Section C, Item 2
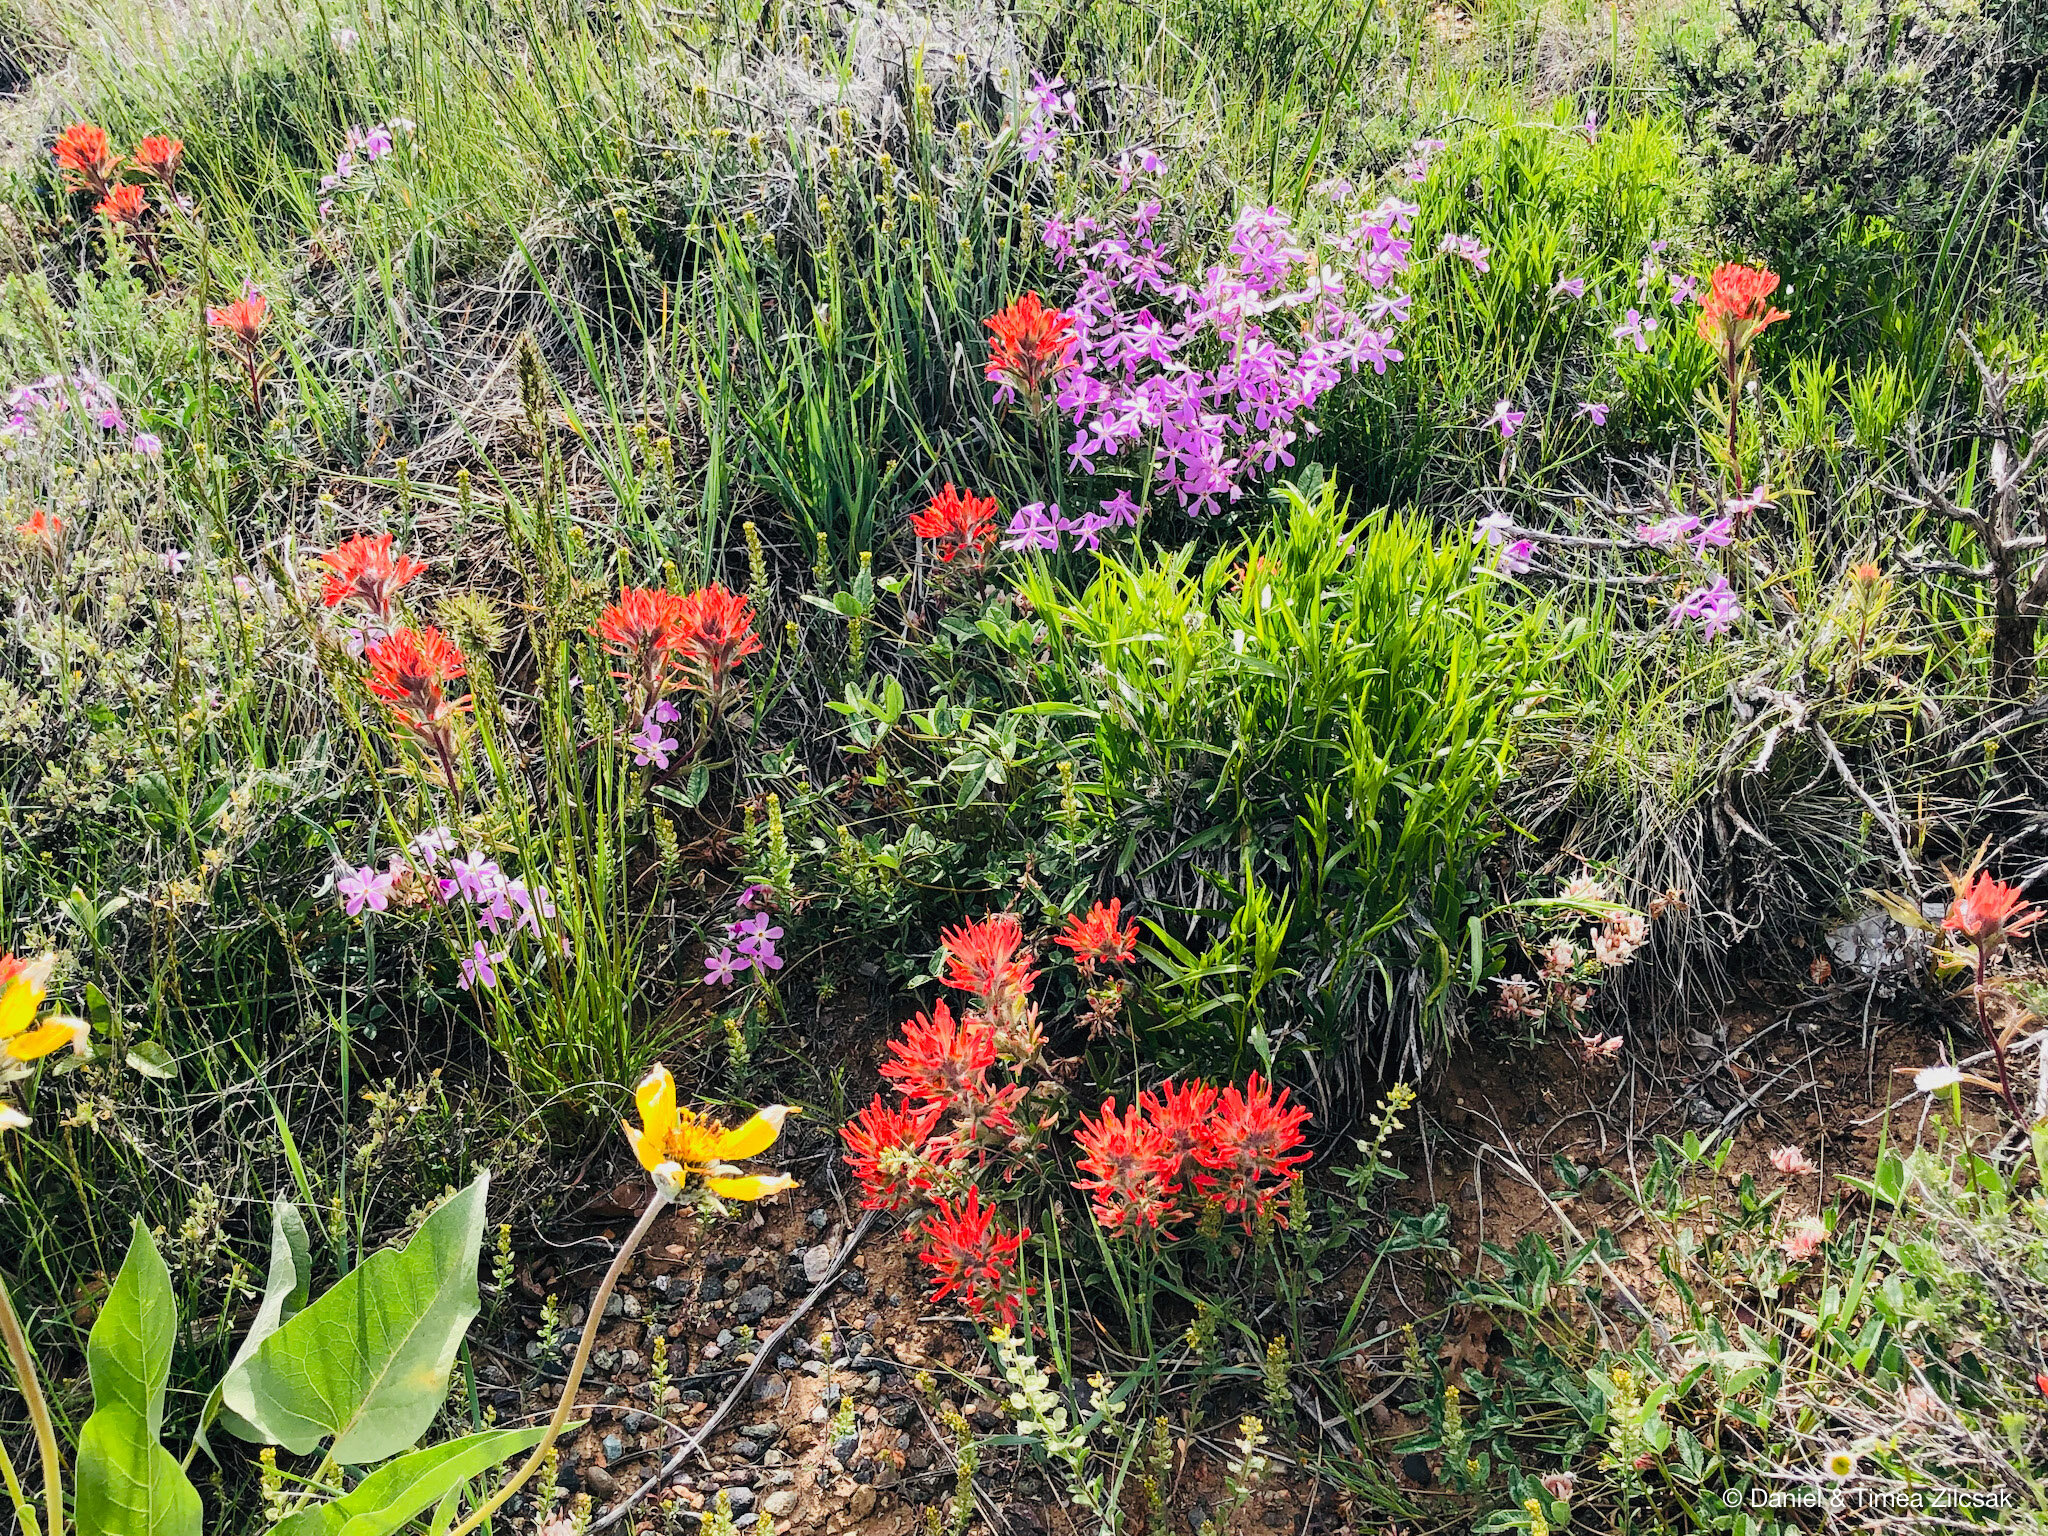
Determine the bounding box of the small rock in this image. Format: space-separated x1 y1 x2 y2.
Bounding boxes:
833 1434 861 1463
732 1438 765 1463
699 1275 727 1301
620 1350 641 1371
808 1208 829 1230
725 1487 757 1513
592 1349 620 1376
718 1330 736 1347
751 1374 787 1403
777 1352 799 1371
584 1463 618 1497
763 1450 785 1468
736 1284 776 1321
602 1434 624 1463
811 1405 829 1423
803 1244 835 1285
762 1491 799 1518
744 1421 784 1442
603 1294 625 1319
908 1448 932 1471
848 1486 877 1520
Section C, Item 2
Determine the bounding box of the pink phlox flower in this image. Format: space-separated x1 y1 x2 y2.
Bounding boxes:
1670 576 1743 639
458 940 506 991
161 547 190 574
1551 275 1586 300
337 864 395 917
1498 539 1535 575
1613 308 1658 352
1636 513 1698 545
408 826 457 868
703 946 750 985
1577 401 1609 425
1002 502 1063 552
1485 399 1525 438
1690 515 1734 551
735 881 775 911
630 715 678 770
1474 510 1516 548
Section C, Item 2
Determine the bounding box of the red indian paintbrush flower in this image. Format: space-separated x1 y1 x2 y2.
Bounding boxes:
841 1094 945 1212
1696 263 1790 353
1194 1073 1312 1227
910 483 999 567
14 510 65 559
939 913 1034 1000
879 999 996 1115
1056 899 1139 971
917 1186 1030 1326
984 292 1076 406
1075 1097 1182 1235
320 533 426 620
1943 869 2041 949
131 136 183 188
670 583 763 705
52 124 118 196
95 183 146 226
1141 1079 1219 1179
364 626 472 797
594 586 691 710
207 290 270 344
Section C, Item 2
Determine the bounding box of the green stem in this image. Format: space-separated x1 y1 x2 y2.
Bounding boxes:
0 1272 63 1536
445 1186 672 1536
0 1422 43 1536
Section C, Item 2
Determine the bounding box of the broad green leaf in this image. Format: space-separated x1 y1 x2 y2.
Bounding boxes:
272 1425 546 1536
75 1405 202 1536
89 1219 175 1440
223 1172 490 1465
216 1199 315 1442
125 1040 178 1079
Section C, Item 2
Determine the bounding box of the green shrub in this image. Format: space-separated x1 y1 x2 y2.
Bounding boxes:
1021 474 1584 1081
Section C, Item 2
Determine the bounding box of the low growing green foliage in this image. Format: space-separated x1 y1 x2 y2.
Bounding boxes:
1023 475 1578 1079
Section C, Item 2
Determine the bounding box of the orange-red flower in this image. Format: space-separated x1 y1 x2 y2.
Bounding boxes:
131 136 183 187
917 1186 1029 1326
14 510 65 557
1194 1073 1312 1227
984 292 1076 405
1075 1097 1182 1234
841 1094 946 1212
1140 1079 1219 1180
670 583 763 704
910 483 999 566
365 625 468 719
1943 869 2041 950
52 123 118 195
594 586 690 706
95 183 146 226
207 290 270 344
879 999 995 1115
1055 899 1139 971
320 532 425 620
1696 263 1789 371
939 913 1034 1000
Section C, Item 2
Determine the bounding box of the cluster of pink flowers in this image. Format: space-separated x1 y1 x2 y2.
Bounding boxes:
1026 185 1420 520
702 885 784 984
327 826 560 992
1 370 161 458
1494 876 1648 1044
1669 576 1742 638
318 118 414 217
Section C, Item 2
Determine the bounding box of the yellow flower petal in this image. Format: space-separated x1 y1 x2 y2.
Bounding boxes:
0 958 53 1042
629 1065 679 1172
712 1104 798 1162
2 1014 88 1064
704 1172 796 1202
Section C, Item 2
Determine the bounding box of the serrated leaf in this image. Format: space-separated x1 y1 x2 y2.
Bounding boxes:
126 1040 178 1079
90 1219 175 1440
272 1425 546 1536
222 1173 489 1465
75 1404 202 1536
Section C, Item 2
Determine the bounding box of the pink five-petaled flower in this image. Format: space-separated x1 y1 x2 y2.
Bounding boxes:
1578 401 1609 426
161 547 190 575
1782 1216 1827 1263
735 882 774 911
1576 1034 1624 1061
337 864 395 917
1438 233 1490 271
1001 502 1063 553
1193 1074 1312 1228
1770 1145 1817 1175
320 532 426 620
1074 1097 1181 1234
702 947 749 986
1485 399 1525 439
629 715 678 770
841 1094 945 1211
1612 308 1657 352
1670 577 1743 639
1498 540 1535 576
917 1186 1030 1326
730 912 784 972
1636 513 1698 545
458 939 506 991
1552 275 1587 301
1691 516 1734 552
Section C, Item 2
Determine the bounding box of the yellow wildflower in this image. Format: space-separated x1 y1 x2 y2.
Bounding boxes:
0 954 88 1080
623 1064 797 1201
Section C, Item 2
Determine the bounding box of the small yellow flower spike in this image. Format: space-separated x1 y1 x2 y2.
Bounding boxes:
0 955 89 1082
622 1064 798 1201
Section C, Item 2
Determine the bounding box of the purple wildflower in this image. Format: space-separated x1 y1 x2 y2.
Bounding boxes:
703 947 749 985
458 940 507 991
1002 502 1063 552
1613 309 1657 352
337 864 395 917
1671 577 1743 639
1578 401 1609 425
161 547 190 575
1551 275 1586 301
630 715 678 770
1485 399 1526 438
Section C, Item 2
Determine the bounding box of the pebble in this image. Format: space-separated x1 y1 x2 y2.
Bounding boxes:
751 1374 787 1402
762 1491 799 1517
848 1486 877 1520
802 1243 835 1284
584 1463 618 1497
832 1434 860 1463
807 1208 829 1230
810 1405 828 1423
736 1284 776 1321
726 1487 757 1513
602 1434 624 1463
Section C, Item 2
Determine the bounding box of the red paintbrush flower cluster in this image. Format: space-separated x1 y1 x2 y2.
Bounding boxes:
909 483 999 571
52 123 119 197
984 292 1076 406
918 1188 1031 1328
1696 262 1789 384
1074 1075 1310 1237
95 183 146 227
1943 869 2040 950
53 124 182 278
320 532 425 620
1056 899 1139 973
594 582 762 713
362 625 471 798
